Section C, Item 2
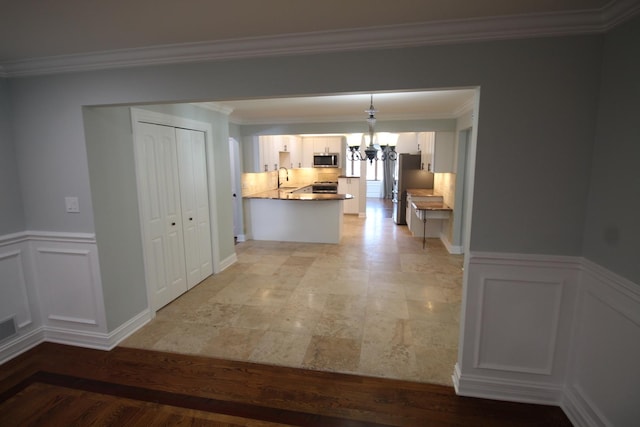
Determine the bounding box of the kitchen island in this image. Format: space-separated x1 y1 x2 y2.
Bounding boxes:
243 189 353 244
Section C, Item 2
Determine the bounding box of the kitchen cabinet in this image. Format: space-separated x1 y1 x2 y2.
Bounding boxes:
396 133 421 154
338 177 360 214
419 131 455 173
258 136 277 171
259 135 303 170
301 140 315 168
308 136 344 154
287 136 303 168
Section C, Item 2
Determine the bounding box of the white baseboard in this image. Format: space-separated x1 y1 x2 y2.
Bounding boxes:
453 363 564 405
236 234 246 242
43 307 151 351
103 309 152 349
440 234 463 254
562 385 605 427
0 327 45 365
219 252 238 271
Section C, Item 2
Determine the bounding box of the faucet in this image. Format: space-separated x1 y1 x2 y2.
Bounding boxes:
277 166 289 188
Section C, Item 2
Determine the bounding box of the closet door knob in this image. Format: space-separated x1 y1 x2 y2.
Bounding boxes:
189 217 193 221
171 222 176 226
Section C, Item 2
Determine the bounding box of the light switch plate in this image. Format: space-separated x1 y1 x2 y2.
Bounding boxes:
65 197 79 213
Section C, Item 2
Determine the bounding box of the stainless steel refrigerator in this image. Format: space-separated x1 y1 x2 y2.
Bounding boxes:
392 153 434 224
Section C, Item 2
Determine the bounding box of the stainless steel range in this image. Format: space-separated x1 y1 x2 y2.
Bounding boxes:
311 181 338 194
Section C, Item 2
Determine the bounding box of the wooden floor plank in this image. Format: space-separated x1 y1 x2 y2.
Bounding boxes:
0 343 572 427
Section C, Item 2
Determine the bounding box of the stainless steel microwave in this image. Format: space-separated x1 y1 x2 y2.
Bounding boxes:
313 153 339 168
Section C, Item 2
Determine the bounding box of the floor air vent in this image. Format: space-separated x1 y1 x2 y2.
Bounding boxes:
0 317 17 343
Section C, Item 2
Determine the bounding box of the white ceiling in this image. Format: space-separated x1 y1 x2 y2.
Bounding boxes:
210 90 476 125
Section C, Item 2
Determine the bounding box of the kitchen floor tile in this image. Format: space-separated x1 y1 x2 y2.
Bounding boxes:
120 199 464 386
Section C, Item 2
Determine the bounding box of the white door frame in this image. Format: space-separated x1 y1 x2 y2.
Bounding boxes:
131 108 221 313
228 137 245 242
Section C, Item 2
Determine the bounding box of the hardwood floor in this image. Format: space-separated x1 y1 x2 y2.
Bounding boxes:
0 343 572 426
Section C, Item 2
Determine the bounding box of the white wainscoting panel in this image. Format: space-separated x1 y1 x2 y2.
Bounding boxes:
0 234 43 363
0 249 32 329
562 260 640 427
33 242 106 331
475 278 563 374
455 252 580 405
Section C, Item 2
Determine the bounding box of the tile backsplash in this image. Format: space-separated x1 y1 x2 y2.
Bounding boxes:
241 169 340 195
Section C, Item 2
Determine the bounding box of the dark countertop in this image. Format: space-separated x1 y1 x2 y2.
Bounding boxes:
244 189 353 201
412 201 452 211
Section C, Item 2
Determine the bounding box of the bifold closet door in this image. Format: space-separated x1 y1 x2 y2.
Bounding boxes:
175 128 213 289
135 122 187 310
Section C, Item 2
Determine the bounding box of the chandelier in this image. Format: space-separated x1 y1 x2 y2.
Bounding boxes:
347 95 397 163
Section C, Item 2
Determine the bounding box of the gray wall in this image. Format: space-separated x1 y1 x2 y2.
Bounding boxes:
83 106 148 330
83 103 234 330
0 78 25 234
583 15 640 284
8 36 602 258
7 32 621 330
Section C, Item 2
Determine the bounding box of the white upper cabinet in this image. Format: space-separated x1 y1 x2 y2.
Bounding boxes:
419 131 454 173
259 135 304 170
396 132 421 154
311 136 343 154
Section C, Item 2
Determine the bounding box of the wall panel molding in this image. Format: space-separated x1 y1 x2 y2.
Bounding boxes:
455 252 640 425
33 245 105 330
0 249 32 329
474 277 563 375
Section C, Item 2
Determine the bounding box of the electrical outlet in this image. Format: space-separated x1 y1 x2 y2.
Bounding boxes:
65 197 79 213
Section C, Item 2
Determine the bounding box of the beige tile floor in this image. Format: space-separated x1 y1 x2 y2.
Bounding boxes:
120 199 464 385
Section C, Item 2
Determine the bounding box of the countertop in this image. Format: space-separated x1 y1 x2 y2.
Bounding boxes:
411 201 452 211
244 189 353 201
406 189 441 197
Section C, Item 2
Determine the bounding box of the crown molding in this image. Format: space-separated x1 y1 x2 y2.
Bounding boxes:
191 102 234 115
1 2 638 78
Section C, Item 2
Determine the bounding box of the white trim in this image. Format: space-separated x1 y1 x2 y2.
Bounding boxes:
103 309 152 349
1 3 638 77
473 277 564 375
191 102 234 115
440 234 463 254
562 384 608 427
453 363 564 405
0 230 97 246
456 252 640 424
0 327 45 365
0 231 29 246
218 253 238 272
0 309 152 364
